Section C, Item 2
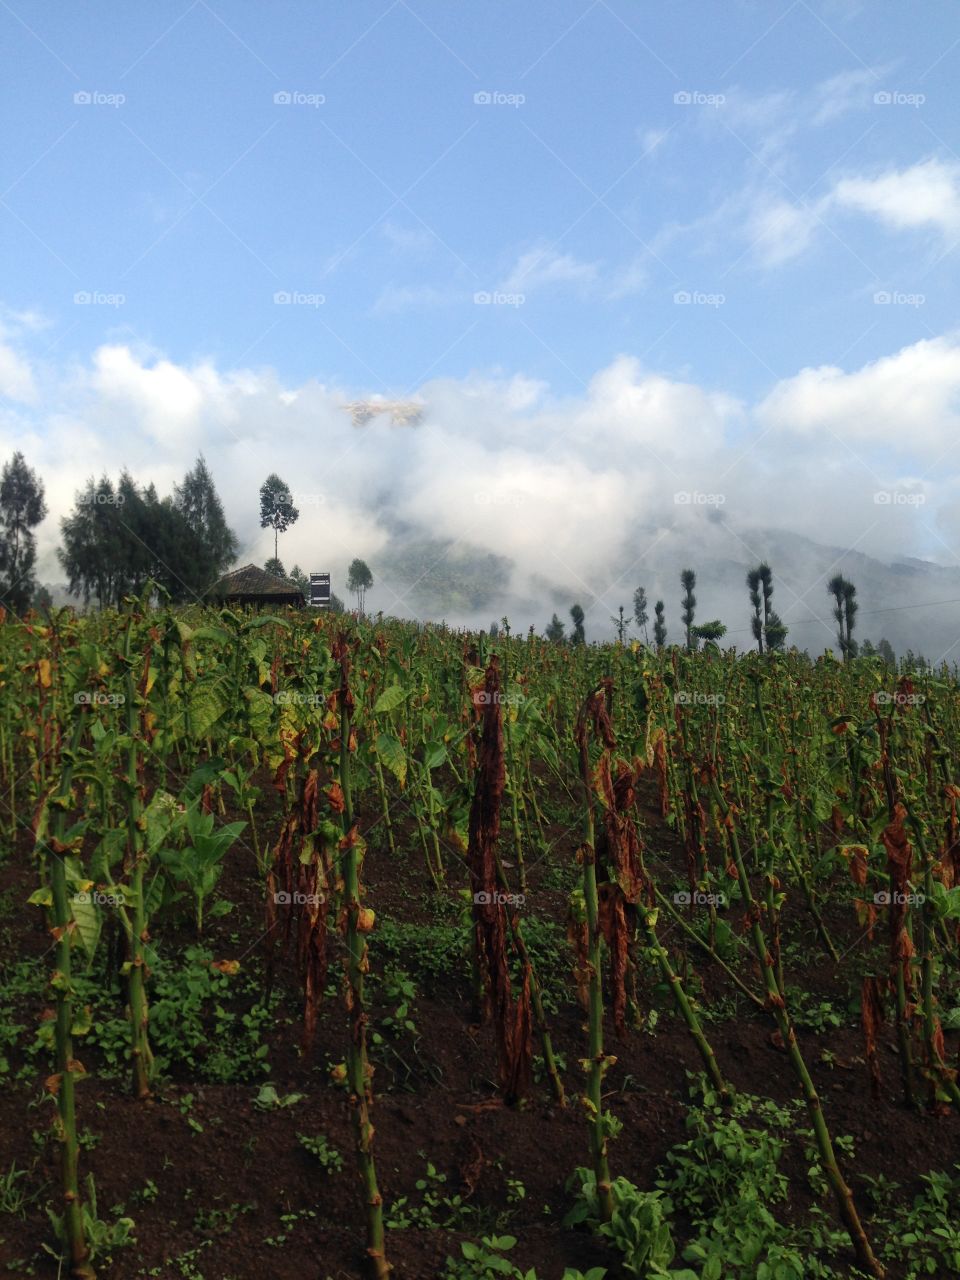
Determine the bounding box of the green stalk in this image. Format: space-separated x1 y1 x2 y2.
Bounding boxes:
122 623 153 1100
576 692 615 1223
710 774 883 1278
372 752 396 857
641 911 729 1100
339 667 390 1278
45 717 95 1279
653 889 765 1010
908 814 960 1112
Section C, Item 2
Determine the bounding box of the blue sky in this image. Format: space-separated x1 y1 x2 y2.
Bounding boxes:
3 1 960 638
4 0 958 393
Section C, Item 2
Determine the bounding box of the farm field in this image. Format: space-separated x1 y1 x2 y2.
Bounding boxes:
1 604 959 1280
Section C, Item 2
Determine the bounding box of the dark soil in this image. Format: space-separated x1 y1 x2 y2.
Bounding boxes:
0 769 957 1280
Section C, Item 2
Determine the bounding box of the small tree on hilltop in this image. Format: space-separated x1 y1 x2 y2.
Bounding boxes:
545 612 566 643
747 567 764 653
347 558 373 613
259 474 299 562
0 451 47 615
828 574 858 661
633 586 649 645
569 603 585 646
693 620 726 648
611 605 628 645
680 569 697 652
653 600 667 648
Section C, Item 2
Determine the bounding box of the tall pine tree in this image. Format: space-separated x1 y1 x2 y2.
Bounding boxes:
0 451 47 614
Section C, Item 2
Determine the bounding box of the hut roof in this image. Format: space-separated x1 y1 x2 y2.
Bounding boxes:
208 564 304 600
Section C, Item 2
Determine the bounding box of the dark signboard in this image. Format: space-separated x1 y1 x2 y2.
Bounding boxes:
309 573 330 607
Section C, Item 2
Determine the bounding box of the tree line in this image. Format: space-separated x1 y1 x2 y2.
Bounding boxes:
543 565 896 661
0 450 901 657
0 453 377 616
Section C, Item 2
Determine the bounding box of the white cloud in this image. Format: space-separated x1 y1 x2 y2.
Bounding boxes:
0 344 36 401
5 330 960 631
744 194 824 266
810 66 887 125
498 245 598 295
832 158 960 237
758 334 960 453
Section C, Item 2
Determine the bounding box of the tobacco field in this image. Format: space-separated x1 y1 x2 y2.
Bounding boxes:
0 600 959 1279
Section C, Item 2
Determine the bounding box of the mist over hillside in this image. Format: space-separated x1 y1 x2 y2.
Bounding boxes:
342 515 960 661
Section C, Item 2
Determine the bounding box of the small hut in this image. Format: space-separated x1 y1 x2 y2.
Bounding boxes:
207 564 305 609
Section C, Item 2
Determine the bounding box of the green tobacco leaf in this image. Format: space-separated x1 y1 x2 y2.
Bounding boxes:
375 732 407 788
373 684 409 714
70 893 101 963
188 678 231 739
